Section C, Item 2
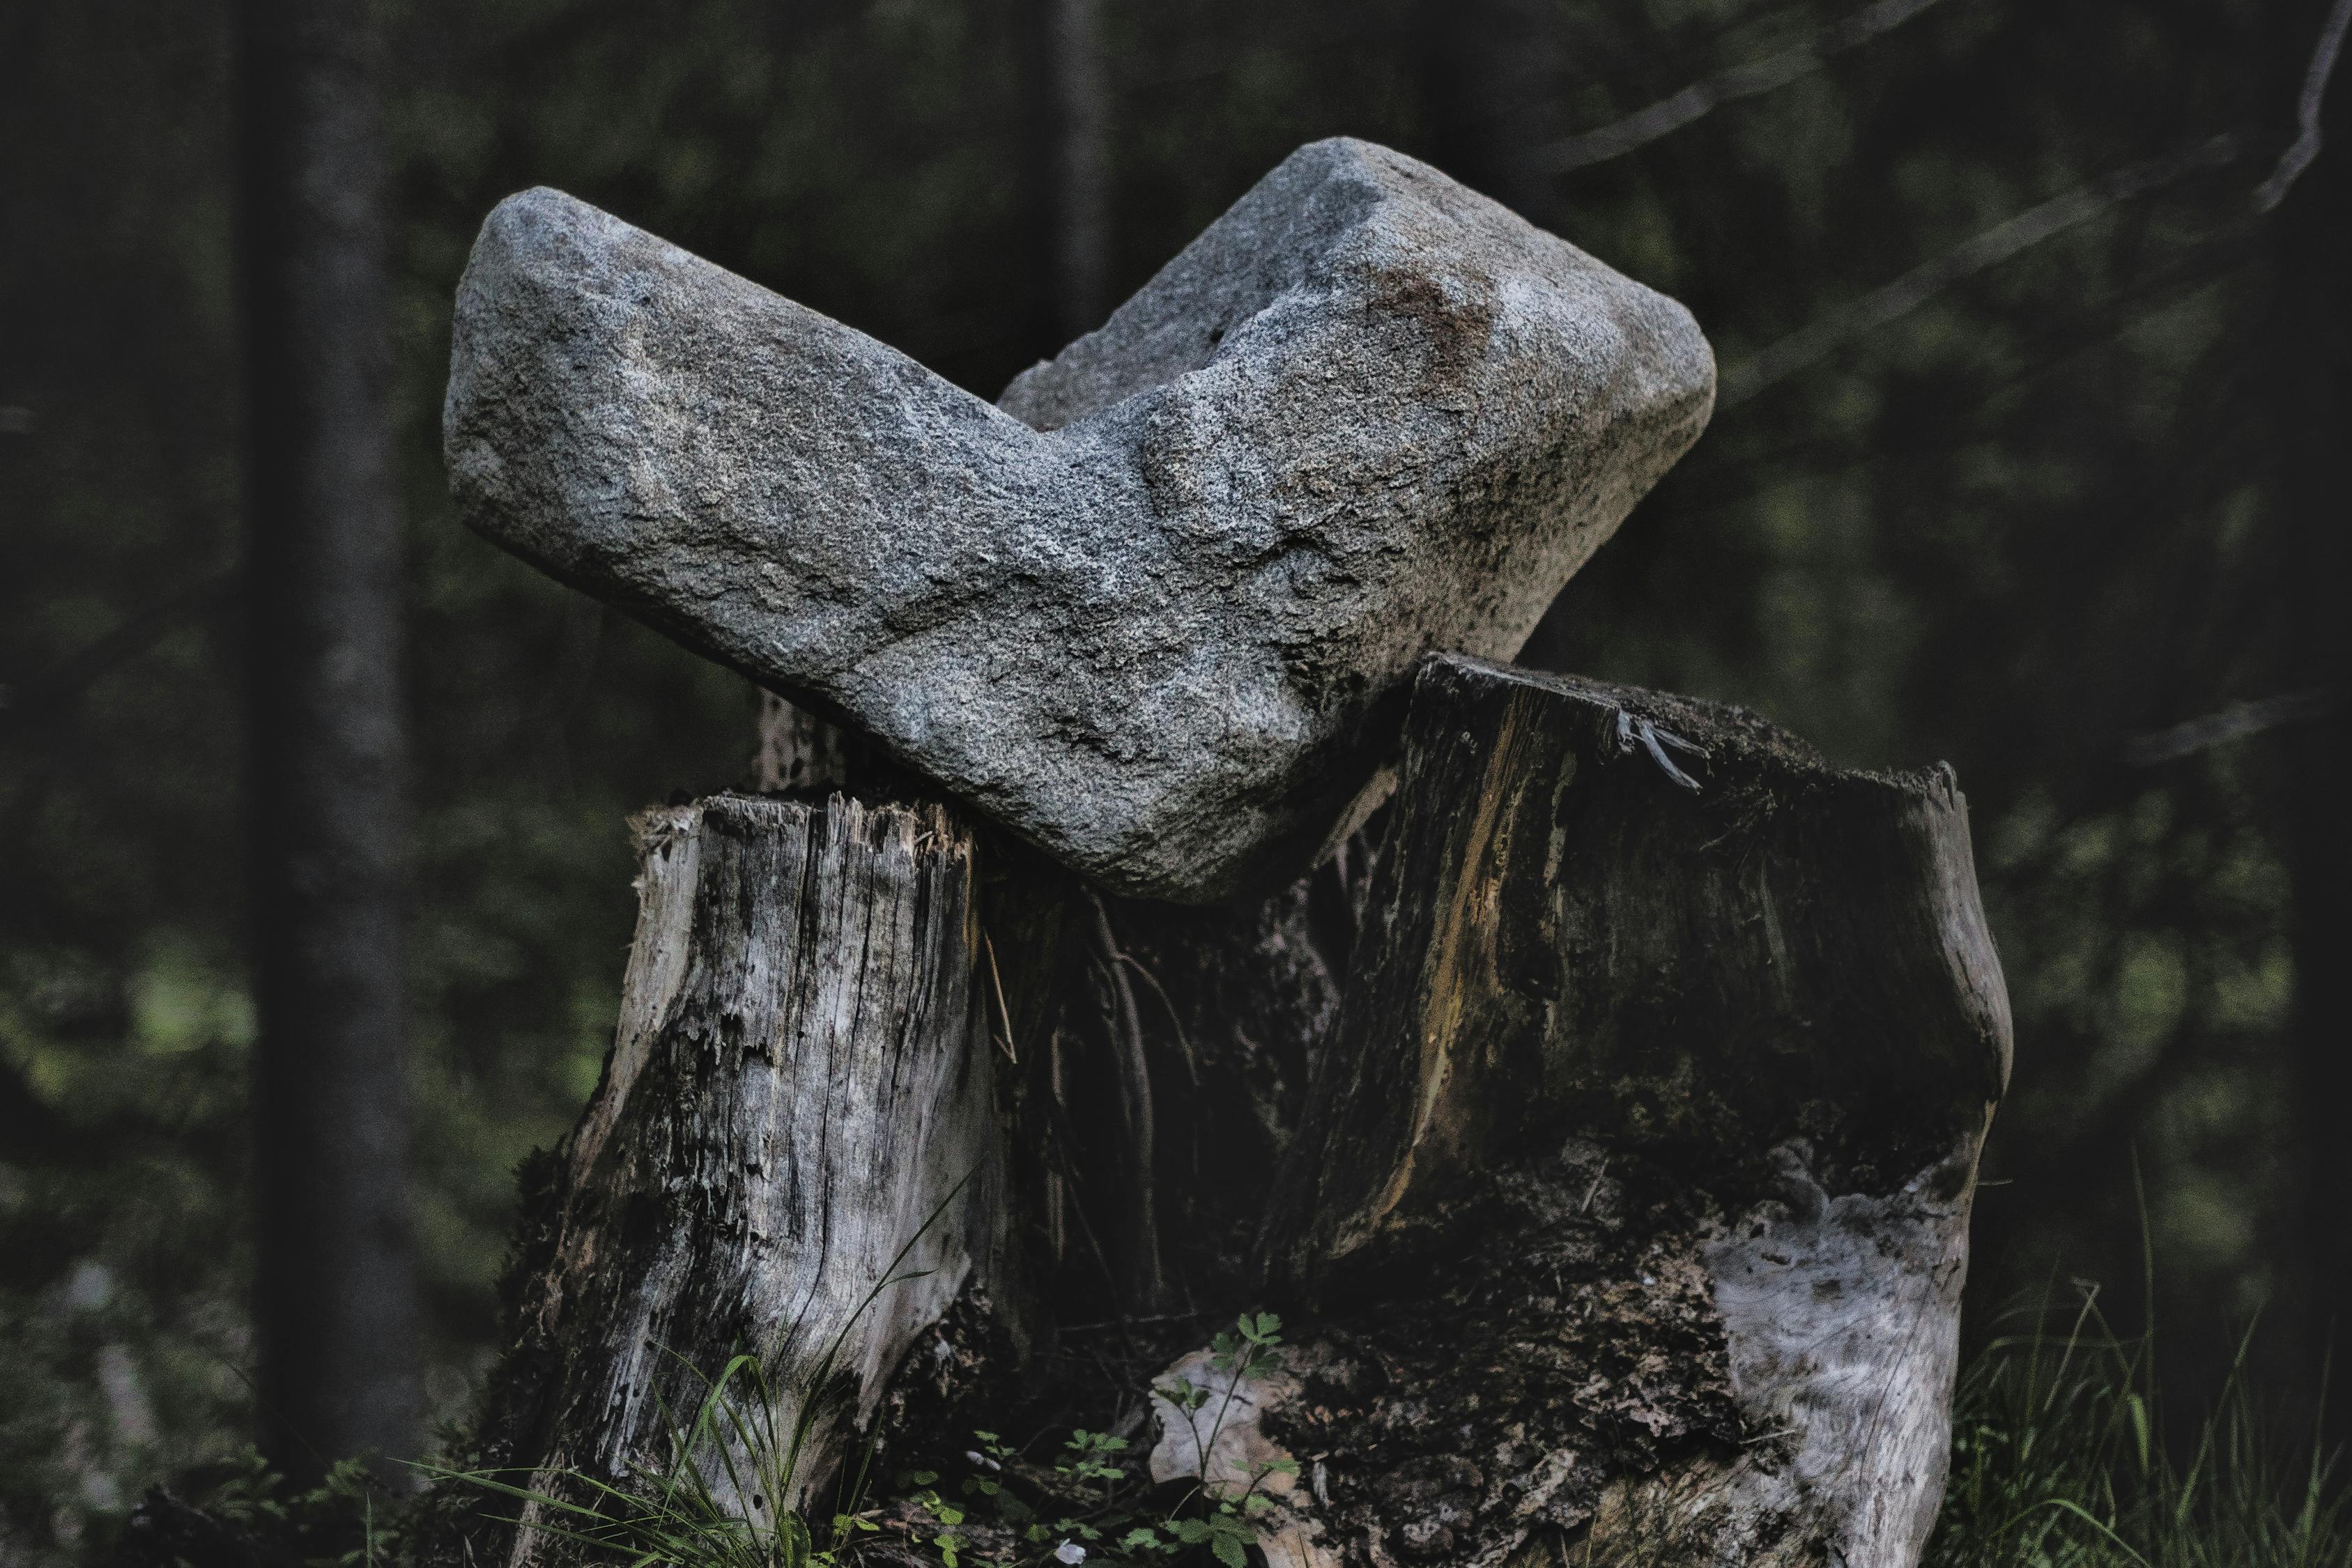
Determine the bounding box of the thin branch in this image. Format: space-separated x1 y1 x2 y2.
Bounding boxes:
1717 133 2244 408
2122 688 2337 766
1656 225 2257 520
1535 0 1953 174
2255 0 2352 211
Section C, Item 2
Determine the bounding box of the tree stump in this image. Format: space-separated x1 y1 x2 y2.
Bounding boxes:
427 656 2006 1568
443 793 1004 1565
1240 656 2011 1567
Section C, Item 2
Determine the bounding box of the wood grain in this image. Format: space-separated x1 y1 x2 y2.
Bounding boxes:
494 794 1002 1562
1247 654 2010 1567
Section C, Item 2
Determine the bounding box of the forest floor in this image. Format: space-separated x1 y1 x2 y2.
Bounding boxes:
109 1291 2352 1568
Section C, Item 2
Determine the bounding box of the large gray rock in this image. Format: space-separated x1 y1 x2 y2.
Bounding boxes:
444 137 1713 900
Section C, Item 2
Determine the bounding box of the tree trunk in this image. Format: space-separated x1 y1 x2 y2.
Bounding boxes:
432 657 2006 1568
235 0 418 1484
1415 0 1560 218
1043 0 1112 343
1250 656 2008 1566
470 794 1005 1565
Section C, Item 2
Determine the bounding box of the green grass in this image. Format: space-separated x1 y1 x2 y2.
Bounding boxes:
1926 1285 2347 1567
445 1298 2351 1568
151 1280 2352 1568
417 1180 981 1568
425 1350 875 1568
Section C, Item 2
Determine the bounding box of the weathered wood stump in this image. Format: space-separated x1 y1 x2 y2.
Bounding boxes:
1244 656 2010 1567
447 794 1004 1565
426 655 2005 1568
419 134 2004 1568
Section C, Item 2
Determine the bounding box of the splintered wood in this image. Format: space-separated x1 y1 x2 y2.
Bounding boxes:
1256 655 2009 1567
444 654 2007 1568
493 794 1000 1564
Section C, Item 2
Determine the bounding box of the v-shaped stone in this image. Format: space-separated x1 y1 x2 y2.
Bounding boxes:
444 137 1712 901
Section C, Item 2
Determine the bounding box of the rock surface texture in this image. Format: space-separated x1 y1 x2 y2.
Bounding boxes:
445 137 1714 900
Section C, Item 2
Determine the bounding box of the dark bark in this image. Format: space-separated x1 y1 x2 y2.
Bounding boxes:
1248 656 2008 1566
963 805 1378 1337
235 0 418 1483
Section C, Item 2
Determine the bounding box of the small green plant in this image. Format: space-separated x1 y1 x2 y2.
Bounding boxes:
905 1313 1296 1568
132 1447 394 1568
898 1467 970 1567
1056 1430 1130 1496
1139 1309 1298 1568
1155 1312 1286 1494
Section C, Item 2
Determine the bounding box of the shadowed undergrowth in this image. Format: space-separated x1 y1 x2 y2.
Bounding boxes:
1926 1285 2346 1568
115 1290 2352 1568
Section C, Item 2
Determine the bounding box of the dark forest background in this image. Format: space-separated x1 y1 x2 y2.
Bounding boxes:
3 0 2346 1557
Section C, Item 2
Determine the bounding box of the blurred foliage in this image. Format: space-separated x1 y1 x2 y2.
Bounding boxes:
0 0 2334 1558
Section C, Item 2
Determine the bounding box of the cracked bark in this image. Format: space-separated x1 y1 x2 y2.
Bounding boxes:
421 794 1005 1568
